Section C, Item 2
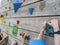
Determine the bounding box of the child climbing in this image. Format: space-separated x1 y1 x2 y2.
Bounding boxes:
47 19 60 45
29 19 60 45
11 19 60 45
29 21 47 45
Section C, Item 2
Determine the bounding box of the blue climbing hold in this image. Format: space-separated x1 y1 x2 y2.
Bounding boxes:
29 40 47 45
13 0 23 13
45 23 54 34
26 36 30 40
29 8 34 15
6 13 8 16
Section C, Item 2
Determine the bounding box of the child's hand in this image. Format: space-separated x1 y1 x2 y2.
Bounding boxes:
34 21 47 40
11 41 17 45
21 33 29 45
48 19 59 32
40 21 47 33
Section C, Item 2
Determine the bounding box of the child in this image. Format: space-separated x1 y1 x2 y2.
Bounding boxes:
20 21 47 45
29 19 60 45
11 19 60 45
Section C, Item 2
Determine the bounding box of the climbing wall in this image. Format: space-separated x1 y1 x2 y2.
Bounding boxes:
0 0 60 45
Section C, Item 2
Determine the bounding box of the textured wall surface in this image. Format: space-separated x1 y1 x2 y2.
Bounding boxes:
0 0 60 45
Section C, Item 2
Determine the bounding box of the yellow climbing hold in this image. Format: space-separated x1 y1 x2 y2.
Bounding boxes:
0 15 6 23
5 26 9 32
0 17 6 23
2 13 4 16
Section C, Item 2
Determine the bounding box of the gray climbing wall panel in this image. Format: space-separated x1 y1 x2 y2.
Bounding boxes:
0 0 60 45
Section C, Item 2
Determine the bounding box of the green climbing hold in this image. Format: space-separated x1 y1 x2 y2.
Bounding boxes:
12 24 18 36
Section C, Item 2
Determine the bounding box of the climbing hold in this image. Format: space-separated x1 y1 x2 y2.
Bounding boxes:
23 0 26 2
26 35 30 40
0 15 4 17
13 0 23 13
0 15 6 23
45 23 54 35
9 7 11 10
40 1 45 10
5 7 7 9
16 20 20 24
6 13 8 16
20 32 25 37
12 24 18 36
29 8 34 15
2 13 4 16
20 32 30 40
5 26 9 32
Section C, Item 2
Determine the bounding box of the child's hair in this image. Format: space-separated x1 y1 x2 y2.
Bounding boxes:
0 35 2 40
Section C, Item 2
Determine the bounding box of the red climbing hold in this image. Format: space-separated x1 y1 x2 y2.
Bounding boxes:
17 20 20 24
23 0 26 2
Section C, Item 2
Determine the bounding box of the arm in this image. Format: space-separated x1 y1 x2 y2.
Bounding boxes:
0 33 7 44
29 21 47 45
37 21 46 40
20 37 25 45
21 38 25 45
11 41 17 45
54 25 60 45
54 34 60 45
0 37 5 43
48 19 60 45
20 33 29 45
